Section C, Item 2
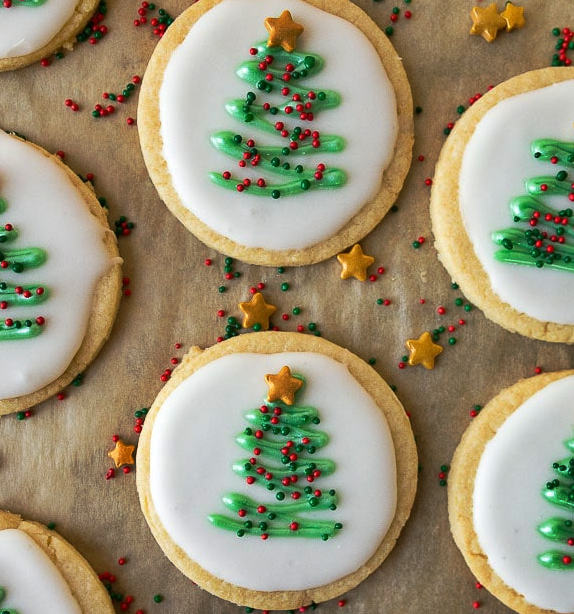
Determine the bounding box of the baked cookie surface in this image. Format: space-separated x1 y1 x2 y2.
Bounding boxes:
431 67 574 343
0 510 113 613
137 332 417 610
138 0 413 266
0 131 122 414
449 370 574 614
0 0 99 72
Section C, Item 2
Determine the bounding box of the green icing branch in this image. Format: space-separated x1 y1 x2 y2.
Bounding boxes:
0 586 19 614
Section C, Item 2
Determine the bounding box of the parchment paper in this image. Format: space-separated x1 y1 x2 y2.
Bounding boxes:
1 1 573 613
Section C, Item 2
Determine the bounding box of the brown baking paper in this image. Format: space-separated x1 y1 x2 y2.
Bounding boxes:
1 1 573 613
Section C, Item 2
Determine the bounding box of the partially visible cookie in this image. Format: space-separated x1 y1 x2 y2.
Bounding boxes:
0 0 99 72
449 370 574 614
137 332 417 610
0 131 122 415
138 0 413 266
0 510 114 612
431 67 574 343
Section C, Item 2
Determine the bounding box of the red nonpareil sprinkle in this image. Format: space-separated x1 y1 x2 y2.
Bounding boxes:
472 602 481 609
534 366 543 374
118 557 127 565
105 468 115 480
437 306 446 315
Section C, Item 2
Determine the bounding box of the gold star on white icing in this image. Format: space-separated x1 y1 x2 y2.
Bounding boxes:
405 332 443 370
239 292 277 330
470 3 506 42
336 244 375 281
265 366 303 405
108 440 135 468
500 2 525 32
265 10 304 52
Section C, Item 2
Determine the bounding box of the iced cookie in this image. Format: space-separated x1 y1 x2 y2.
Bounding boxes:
137 332 417 610
431 67 574 343
449 370 574 614
138 0 413 266
0 131 122 415
0 0 99 72
0 510 113 613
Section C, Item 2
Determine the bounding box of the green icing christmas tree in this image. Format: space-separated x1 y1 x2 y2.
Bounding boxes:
492 138 574 272
209 10 346 200
208 365 342 540
0 587 19 614
537 433 574 570
0 195 48 341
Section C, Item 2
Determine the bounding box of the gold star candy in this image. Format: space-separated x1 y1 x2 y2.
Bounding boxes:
500 2 525 32
265 366 303 405
239 292 277 330
470 3 506 42
265 10 304 53
337 244 375 281
405 332 443 370
108 439 135 468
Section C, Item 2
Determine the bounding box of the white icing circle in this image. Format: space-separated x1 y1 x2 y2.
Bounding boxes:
459 79 574 325
158 0 398 251
473 374 574 613
0 0 80 59
0 131 115 399
0 529 81 613
149 352 397 591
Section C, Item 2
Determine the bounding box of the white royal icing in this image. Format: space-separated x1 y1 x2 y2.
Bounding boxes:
0 0 81 59
149 352 397 592
473 374 574 613
0 528 81 613
459 79 574 325
0 131 115 399
158 0 398 251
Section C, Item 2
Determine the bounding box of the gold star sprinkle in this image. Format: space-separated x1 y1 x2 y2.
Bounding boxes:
405 332 443 370
265 366 303 405
500 2 525 32
265 10 304 53
108 440 135 468
470 3 506 42
336 244 375 281
239 292 277 330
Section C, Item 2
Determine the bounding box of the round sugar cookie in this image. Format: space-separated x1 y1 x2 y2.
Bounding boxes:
0 0 99 73
449 370 574 614
0 131 122 415
138 0 413 266
137 332 417 610
0 510 114 613
430 67 574 343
